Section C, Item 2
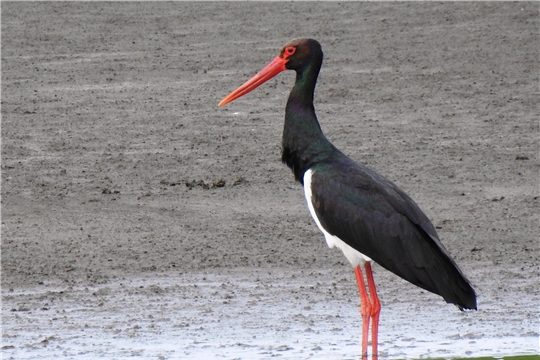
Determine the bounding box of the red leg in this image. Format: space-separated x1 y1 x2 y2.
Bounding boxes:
354 266 372 360
365 262 381 359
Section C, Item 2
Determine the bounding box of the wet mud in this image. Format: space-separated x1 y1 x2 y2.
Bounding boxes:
2 2 538 359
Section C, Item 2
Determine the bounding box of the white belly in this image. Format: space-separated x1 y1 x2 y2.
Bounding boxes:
303 169 372 267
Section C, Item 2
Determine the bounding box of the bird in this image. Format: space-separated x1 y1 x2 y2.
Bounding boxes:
218 38 476 359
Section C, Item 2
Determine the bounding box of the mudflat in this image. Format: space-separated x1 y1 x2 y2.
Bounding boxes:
2 2 538 359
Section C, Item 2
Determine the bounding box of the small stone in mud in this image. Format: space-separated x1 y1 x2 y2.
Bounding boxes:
12 307 30 312
213 178 226 188
275 345 293 351
185 179 210 189
101 188 120 195
232 177 247 186
185 179 226 189
161 180 182 186
173 322 189 328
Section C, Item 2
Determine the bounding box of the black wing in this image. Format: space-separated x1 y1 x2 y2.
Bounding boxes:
309 158 477 310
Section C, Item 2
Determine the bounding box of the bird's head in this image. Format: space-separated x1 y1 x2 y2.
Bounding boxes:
218 38 322 106
279 38 322 71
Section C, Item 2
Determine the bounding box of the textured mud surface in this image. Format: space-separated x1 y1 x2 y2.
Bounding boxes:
2 2 538 359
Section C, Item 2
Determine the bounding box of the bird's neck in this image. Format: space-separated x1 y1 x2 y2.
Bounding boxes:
282 63 336 184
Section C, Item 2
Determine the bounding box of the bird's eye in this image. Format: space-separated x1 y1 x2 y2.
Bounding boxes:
284 46 296 56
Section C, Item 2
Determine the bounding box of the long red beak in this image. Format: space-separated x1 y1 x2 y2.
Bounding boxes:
218 56 287 106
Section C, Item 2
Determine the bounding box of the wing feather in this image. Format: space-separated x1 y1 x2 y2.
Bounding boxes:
309 159 476 310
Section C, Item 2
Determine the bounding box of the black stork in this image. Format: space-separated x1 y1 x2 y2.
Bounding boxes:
219 38 477 359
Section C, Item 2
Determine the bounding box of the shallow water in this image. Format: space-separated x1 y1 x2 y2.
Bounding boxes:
3 264 538 359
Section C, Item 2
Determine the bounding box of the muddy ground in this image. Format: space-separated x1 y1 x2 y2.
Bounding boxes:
1 2 538 359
